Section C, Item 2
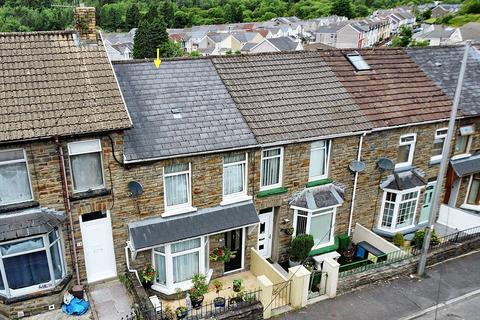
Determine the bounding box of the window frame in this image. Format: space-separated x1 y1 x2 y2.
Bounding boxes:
308 140 331 182
378 188 421 232
463 174 480 209
291 206 338 250
67 139 105 193
260 147 284 191
0 148 34 206
151 236 210 295
395 134 416 169
0 229 66 298
162 163 194 216
453 125 474 159
222 153 249 204
430 128 448 163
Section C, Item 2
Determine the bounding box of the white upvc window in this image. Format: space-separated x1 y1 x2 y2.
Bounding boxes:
260 147 283 190
430 128 448 163
453 125 474 158
163 163 194 215
0 228 66 298
396 134 416 169
464 173 480 209
292 206 337 249
0 149 33 206
222 153 249 204
309 140 330 181
68 140 105 193
378 189 420 232
152 236 210 295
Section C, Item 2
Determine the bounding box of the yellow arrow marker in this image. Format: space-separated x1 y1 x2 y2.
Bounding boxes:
154 48 161 68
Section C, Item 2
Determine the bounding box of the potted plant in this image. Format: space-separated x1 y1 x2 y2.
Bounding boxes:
283 227 294 236
175 288 188 319
413 228 440 249
209 247 235 263
162 305 175 320
232 278 242 293
189 274 208 309
212 279 226 308
140 264 156 289
287 234 314 267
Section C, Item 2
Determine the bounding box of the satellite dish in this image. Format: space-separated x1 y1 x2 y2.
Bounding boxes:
128 181 144 197
377 158 395 171
349 160 366 173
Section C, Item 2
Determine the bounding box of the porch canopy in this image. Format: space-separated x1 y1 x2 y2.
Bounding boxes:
451 154 480 177
380 169 426 191
0 207 65 242
290 184 344 210
128 200 259 251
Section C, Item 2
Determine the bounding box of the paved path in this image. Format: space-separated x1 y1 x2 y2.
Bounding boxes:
279 250 480 320
90 279 132 320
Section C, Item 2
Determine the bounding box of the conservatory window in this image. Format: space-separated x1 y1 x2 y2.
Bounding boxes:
68 140 104 192
293 207 336 249
0 149 33 206
379 190 420 231
0 229 65 298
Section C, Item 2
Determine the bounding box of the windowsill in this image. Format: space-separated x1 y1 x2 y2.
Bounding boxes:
306 178 333 188
70 188 111 201
373 224 420 237
0 274 72 304
451 153 472 161
394 164 413 172
461 204 480 212
151 269 213 296
162 206 197 217
256 187 288 198
221 195 252 206
309 236 339 256
429 158 441 166
0 200 39 214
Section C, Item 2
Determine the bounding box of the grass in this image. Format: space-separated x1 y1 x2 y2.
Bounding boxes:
446 14 480 27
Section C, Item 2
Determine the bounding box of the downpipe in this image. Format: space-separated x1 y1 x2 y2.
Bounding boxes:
125 245 141 284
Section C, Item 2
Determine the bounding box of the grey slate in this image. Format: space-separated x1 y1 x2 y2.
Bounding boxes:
113 59 257 162
0 207 65 241
381 169 427 191
407 46 480 116
451 153 480 177
290 184 345 210
128 200 259 250
267 37 299 51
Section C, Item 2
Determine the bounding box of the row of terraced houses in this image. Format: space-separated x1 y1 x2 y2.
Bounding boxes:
0 7 479 319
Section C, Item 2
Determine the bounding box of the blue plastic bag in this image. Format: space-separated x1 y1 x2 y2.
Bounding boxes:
62 297 90 316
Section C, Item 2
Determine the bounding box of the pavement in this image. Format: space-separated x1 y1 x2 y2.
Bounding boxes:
278 250 480 320
90 279 133 320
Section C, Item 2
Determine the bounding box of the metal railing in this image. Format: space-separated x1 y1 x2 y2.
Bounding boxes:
271 280 292 310
308 270 328 299
339 226 480 278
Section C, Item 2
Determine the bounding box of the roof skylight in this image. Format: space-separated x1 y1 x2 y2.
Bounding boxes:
346 52 371 71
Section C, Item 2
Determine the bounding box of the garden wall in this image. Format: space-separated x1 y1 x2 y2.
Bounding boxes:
215 301 263 320
337 237 480 295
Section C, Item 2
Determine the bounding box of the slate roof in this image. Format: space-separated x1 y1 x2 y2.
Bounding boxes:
211 51 371 144
451 153 480 177
267 37 299 51
319 49 453 128
0 31 132 143
381 169 427 191
459 22 480 43
407 46 480 116
0 207 65 241
128 200 259 250
112 59 256 162
290 184 345 210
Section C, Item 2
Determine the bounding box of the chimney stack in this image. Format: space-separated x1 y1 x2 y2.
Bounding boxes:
74 7 97 42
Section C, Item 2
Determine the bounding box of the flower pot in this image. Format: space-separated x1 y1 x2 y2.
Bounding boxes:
233 284 242 293
214 297 226 308
288 258 301 268
191 295 204 309
176 307 188 319
142 280 152 290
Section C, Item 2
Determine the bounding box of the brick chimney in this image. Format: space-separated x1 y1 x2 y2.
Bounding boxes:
74 7 97 42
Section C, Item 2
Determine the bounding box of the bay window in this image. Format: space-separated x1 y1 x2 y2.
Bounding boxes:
430 128 448 162
152 237 209 294
223 153 248 203
260 148 283 190
0 149 33 206
0 229 65 298
293 207 336 248
309 140 330 181
379 190 420 231
68 140 104 193
396 134 416 169
163 163 192 214
466 174 480 206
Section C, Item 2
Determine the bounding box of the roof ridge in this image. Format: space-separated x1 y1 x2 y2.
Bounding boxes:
0 30 75 37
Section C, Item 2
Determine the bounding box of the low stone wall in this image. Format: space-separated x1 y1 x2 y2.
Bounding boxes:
250 248 287 285
215 301 263 320
338 237 480 295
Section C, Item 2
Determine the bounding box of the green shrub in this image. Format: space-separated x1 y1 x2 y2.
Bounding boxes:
413 228 440 249
393 233 405 247
288 234 314 262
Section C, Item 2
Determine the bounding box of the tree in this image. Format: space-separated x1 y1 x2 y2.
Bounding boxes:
421 8 432 21
224 0 244 23
146 18 169 58
354 4 370 17
173 10 191 27
330 0 354 18
160 40 185 57
391 25 412 47
160 0 175 27
126 3 140 30
133 19 149 59
459 0 480 14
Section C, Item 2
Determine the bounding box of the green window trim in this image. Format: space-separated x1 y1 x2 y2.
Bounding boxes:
306 178 333 188
256 187 288 198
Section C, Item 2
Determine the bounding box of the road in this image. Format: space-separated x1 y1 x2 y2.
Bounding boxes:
278 250 480 320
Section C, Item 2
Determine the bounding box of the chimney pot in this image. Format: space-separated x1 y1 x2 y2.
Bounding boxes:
74 7 97 43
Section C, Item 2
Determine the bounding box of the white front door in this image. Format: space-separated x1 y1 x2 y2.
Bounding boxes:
258 208 274 259
80 211 117 283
